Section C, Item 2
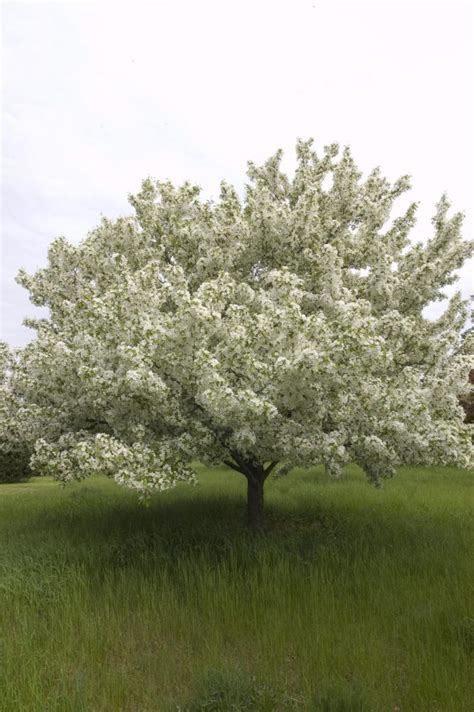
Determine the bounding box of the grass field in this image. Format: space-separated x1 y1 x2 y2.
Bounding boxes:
0 464 473 711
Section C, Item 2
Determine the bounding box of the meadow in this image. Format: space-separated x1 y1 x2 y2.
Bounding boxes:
0 463 473 711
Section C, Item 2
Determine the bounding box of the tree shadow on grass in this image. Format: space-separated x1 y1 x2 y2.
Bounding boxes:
5 479 466 578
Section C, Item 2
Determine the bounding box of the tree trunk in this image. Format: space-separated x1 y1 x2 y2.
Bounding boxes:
224 455 277 531
247 474 265 531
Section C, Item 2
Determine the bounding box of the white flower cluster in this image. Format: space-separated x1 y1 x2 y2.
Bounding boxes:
9 139 473 493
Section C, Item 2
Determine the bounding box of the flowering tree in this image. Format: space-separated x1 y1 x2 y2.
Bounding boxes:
14 140 473 528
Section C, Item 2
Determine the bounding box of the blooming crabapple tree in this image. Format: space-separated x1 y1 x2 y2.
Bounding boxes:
15 140 474 528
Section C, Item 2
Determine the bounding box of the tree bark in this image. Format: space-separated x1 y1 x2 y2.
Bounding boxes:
247 473 265 531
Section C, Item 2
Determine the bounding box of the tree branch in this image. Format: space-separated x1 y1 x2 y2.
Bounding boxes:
264 461 278 478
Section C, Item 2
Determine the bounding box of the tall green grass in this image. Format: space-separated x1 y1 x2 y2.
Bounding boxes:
0 464 473 711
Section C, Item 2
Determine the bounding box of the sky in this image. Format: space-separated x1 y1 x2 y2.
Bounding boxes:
1 0 473 347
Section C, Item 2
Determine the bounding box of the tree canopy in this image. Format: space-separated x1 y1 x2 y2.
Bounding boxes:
11 139 473 527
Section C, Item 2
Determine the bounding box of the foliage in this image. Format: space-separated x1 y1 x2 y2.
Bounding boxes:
0 449 30 484
13 140 474 508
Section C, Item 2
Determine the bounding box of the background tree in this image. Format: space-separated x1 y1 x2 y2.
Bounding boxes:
14 140 473 528
0 342 35 482
458 324 474 425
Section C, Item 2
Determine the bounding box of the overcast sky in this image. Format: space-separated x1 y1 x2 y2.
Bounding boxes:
1 0 473 347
